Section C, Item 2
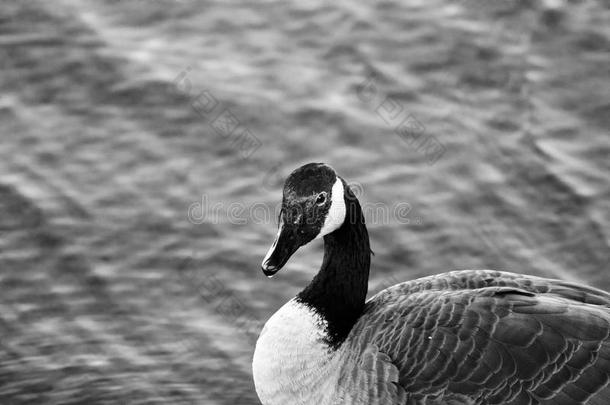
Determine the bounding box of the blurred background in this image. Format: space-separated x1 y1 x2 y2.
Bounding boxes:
1 0 609 403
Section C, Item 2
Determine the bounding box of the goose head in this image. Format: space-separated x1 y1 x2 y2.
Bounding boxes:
262 163 347 277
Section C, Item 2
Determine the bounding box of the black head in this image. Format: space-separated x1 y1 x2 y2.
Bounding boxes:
261 163 347 276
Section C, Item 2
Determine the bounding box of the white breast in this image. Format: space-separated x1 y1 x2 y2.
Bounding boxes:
252 299 342 405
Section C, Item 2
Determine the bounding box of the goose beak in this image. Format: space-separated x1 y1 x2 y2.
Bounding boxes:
261 223 300 278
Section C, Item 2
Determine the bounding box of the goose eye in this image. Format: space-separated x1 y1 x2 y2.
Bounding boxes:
316 193 327 205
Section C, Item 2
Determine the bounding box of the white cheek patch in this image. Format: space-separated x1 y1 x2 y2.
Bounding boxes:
317 177 346 238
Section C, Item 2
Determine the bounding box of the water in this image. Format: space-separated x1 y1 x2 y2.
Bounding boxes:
0 0 608 403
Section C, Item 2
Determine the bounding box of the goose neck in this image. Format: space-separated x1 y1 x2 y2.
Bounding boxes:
297 193 371 347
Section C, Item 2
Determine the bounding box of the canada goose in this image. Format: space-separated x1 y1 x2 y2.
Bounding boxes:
252 163 610 405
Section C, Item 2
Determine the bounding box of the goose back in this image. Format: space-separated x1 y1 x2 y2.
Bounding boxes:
336 270 610 404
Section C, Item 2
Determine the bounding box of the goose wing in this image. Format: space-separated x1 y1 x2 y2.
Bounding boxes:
346 270 610 404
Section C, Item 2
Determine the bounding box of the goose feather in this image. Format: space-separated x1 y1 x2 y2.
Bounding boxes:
340 270 610 404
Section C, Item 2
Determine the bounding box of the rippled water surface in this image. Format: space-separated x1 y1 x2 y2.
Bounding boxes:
1 0 609 403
